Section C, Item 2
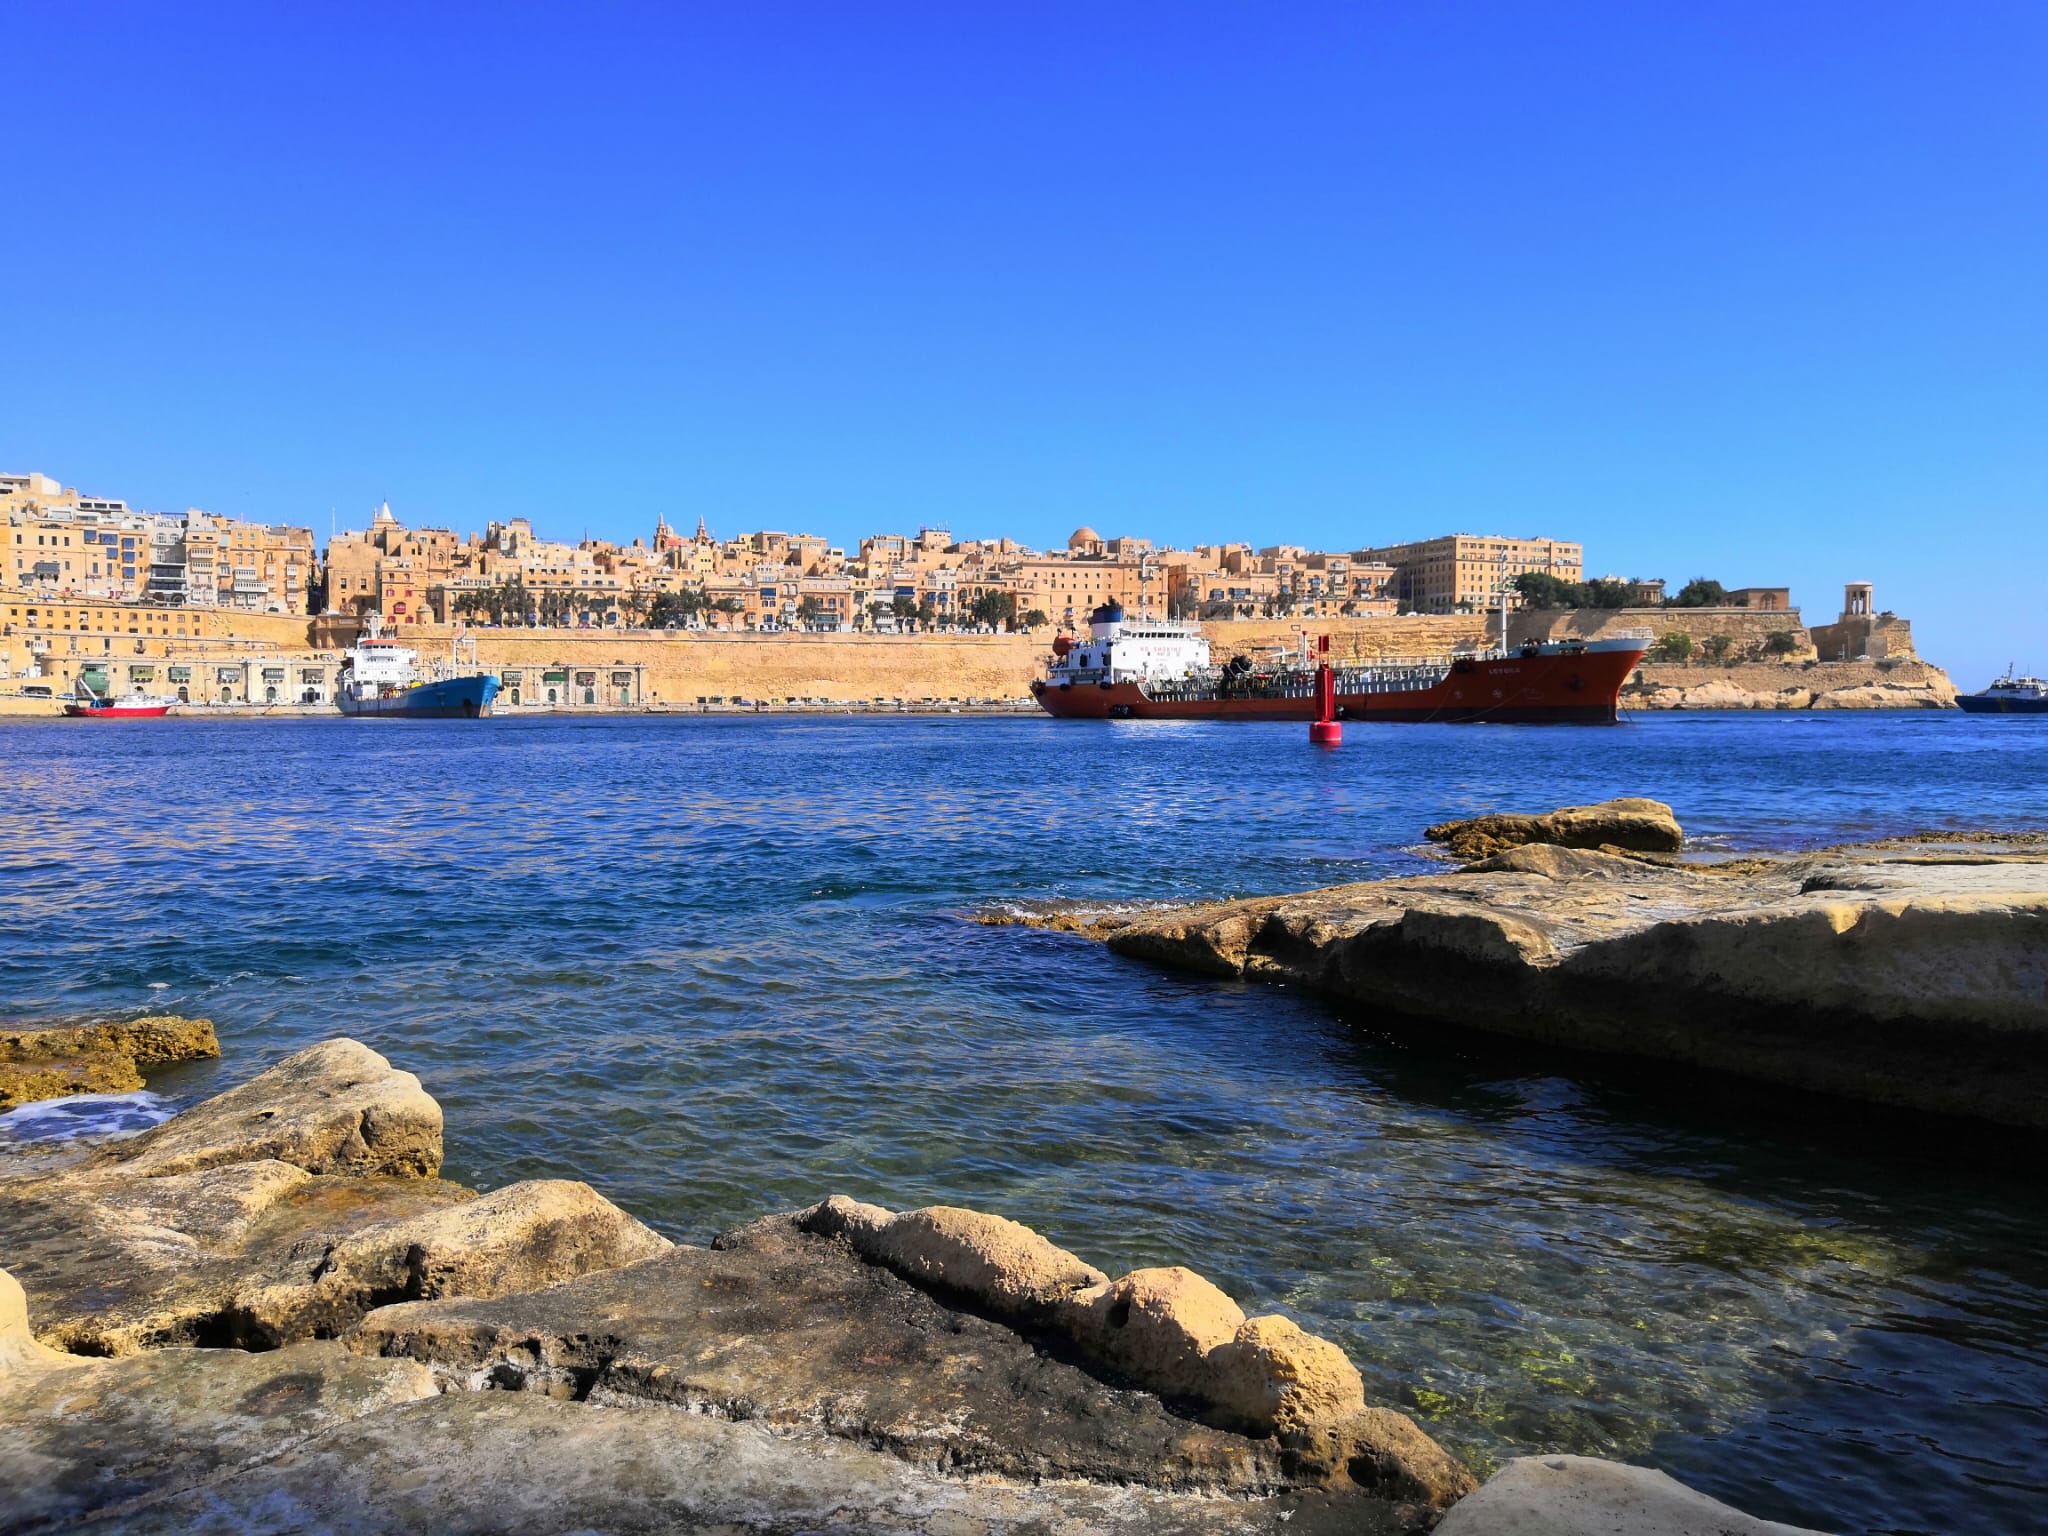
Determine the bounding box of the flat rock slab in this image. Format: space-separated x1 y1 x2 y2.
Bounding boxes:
0 1162 475 1353
0 1017 219 1112
1435 1454 1830 1536
0 1339 440 1534
352 1212 1423 1522
1053 841 2048 1128
27 1390 1401 1536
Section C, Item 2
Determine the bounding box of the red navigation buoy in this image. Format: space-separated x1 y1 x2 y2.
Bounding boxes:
1310 636 1341 746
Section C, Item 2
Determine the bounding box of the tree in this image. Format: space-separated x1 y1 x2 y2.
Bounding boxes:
1510 571 1581 609
796 595 826 627
1670 578 1729 609
1650 631 1694 663
1763 629 1800 657
1022 608 1049 628
711 597 742 615
649 588 710 628
1701 634 1735 663
916 596 937 629
968 590 1017 628
1579 578 1633 609
890 595 918 624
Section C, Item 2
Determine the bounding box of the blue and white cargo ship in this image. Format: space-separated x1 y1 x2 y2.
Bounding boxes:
337 619 500 719
1956 668 2048 715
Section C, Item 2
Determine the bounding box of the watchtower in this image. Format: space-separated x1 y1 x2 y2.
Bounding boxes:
1842 582 1873 621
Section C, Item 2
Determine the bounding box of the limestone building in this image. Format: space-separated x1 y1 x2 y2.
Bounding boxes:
1351 534 1584 615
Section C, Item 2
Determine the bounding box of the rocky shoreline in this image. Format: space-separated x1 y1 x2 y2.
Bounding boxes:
0 1030 1828 1534
1621 659 1956 710
998 800 2048 1131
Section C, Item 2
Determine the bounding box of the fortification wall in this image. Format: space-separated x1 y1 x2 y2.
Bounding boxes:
1517 607 1809 647
471 630 1043 704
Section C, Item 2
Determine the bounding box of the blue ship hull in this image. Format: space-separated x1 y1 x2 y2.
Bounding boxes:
338 675 500 719
1957 693 2048 715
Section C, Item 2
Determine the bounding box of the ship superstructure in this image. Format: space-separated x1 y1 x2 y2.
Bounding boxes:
337 618 500 719
1956 668 2048 715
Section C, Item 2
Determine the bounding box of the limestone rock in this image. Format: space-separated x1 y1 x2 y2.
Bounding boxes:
108 1038 442 1179
1434 1454 1830 1535
1426 798 1684 860
0 1259 445 1534
225 1177 673 1348
10 1386 1419 1535
793 1199 1470 1507
798 1196 1109 1315
1063 1266 1246 1392
1206 1313 1368 1436
355 1213 1321 1495
2 1042 669 1354
1069 831 2048 1128
1330 1405 1486 1510
1812 681 1951 709
0 1015 218 1112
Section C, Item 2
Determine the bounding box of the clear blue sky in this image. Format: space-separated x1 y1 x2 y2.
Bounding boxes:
4 2 2042 679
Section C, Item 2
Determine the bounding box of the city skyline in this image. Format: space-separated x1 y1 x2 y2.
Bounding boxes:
3 4 2042 682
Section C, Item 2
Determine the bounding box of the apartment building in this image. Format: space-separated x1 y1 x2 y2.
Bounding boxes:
3 474 313 615
1352 534 1584 615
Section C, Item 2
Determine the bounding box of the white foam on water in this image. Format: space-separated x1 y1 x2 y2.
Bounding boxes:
0 1090 174 1145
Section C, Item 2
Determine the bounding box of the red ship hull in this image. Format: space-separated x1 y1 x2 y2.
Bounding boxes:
1033 646 1645 724
62 703 174 719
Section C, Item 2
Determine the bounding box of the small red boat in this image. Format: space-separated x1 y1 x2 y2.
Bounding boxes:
62 684 176 719
1031 604 1649 725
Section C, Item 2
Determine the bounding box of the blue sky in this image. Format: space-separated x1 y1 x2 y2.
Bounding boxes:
4 2 2042 679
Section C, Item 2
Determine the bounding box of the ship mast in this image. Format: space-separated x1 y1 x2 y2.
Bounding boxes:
1497 551 1511 654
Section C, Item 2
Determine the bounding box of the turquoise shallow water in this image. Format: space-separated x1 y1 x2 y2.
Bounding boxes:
2 710 2045 1534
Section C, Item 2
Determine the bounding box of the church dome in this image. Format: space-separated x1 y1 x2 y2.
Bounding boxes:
1067 527 1102 549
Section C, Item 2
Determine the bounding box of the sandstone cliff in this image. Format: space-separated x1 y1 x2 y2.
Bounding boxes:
1622 660 1956 710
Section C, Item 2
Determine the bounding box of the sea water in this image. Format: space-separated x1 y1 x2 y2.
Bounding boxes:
2 710 2044 1535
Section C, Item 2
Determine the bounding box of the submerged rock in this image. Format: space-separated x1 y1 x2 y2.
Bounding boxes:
0 1015 218 1112
1425 797 1685 861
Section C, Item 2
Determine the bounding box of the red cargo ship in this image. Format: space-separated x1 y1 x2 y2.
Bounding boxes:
1030 604 1647 724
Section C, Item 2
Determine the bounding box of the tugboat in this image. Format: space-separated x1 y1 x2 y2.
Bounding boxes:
1032 601 1649 724
1956 668 2048 715
337 618 500 719
62 674 176 719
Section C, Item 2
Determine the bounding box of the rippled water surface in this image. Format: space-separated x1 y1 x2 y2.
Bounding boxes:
3 711 2045 1534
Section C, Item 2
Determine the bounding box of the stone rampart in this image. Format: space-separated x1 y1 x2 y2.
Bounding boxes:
1515 607 1809 650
